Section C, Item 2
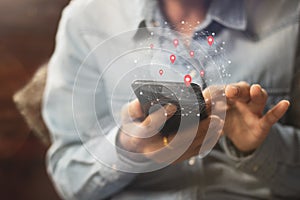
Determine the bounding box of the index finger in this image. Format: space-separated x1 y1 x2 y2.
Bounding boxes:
142 104 177 132
225 81 251 103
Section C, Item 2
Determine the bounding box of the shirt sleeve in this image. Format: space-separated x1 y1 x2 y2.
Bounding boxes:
222 72 300 198
42 4 136 200
237 124 300 197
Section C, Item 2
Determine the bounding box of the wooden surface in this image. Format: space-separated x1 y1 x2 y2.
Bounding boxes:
0 0 69 199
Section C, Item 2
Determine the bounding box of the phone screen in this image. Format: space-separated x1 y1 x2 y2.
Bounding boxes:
131 80 207 135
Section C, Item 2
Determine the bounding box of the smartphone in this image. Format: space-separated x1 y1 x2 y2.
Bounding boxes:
131 80 207 135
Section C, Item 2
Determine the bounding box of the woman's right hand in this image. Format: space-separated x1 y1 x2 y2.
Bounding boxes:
117 98 223 164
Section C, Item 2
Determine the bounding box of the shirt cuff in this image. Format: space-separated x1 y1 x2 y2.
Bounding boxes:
222 124 281 182
112 127 155 172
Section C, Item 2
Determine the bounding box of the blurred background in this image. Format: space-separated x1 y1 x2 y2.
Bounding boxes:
0 0 69 199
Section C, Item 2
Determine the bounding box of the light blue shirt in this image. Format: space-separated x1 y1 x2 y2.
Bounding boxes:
42 0 300 199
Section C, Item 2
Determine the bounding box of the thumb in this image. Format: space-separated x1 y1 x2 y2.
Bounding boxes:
259 100 290 132
142 103 177 131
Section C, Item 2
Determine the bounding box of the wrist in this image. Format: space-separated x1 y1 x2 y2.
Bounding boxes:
225 136 256 158
116 128 150 163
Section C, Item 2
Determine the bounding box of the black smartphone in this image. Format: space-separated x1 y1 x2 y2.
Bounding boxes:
131 80 207 135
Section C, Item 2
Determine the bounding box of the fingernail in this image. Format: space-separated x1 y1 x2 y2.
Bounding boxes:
165 104 177 115
253 84 261 89
227 85 239 96
281 100 290 108
275 100 290 114
252 84 263 94
261 88 268 96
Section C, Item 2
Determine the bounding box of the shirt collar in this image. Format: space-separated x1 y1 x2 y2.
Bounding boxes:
207 0 247 31
135 0 247 31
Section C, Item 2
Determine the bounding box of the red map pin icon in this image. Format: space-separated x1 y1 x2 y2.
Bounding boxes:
170 54 176 64
173 39 179 48
189 51 194 58
150 44 154 49
200 70 205 77
184 75 192 86
159 69 163 76
207 36 214 46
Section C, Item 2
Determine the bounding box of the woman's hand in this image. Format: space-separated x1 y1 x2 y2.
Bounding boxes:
117 98 223 164
224 82 290 152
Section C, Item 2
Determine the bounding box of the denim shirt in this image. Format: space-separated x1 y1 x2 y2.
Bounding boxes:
42 0 300 199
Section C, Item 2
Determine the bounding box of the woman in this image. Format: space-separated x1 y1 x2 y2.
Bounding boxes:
43 0 300 199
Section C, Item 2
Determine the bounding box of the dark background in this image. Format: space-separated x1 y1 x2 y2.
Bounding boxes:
0 0 69 199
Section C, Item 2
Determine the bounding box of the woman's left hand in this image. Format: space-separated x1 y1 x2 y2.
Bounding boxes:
223 82 290 153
